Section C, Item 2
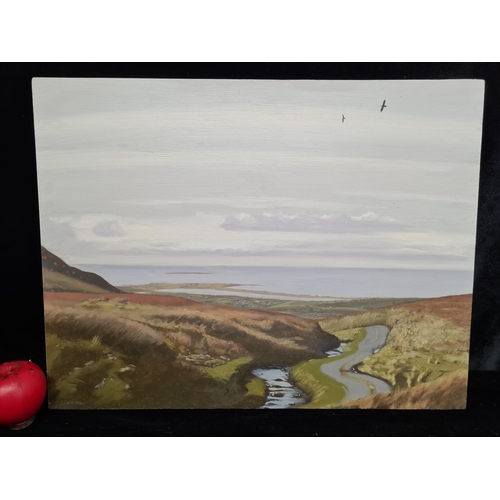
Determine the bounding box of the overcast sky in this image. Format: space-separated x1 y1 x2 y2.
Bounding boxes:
32 78 484 270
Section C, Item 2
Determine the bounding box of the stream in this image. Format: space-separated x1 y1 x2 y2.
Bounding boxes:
252 325 391 409
251 344 346 409
251 367 307 409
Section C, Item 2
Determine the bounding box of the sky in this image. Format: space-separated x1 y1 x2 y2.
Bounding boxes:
32 78 484 270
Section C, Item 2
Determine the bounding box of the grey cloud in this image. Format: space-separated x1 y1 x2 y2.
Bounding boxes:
92 220 126 237
40 216 99 263
221 211 409 234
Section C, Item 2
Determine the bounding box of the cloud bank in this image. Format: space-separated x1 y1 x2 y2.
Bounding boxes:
221 211 407 234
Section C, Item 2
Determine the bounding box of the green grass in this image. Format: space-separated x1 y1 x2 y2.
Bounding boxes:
205 357 253 381
291 328 367 409
327 327 365 342
45 331 134 408
360 347 469 389
245 377 266 397
54 357 131 405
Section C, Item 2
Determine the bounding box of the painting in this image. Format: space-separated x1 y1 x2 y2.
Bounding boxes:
32 78 484 409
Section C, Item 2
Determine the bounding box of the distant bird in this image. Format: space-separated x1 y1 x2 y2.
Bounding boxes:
380 100 387 112
342 114 345 123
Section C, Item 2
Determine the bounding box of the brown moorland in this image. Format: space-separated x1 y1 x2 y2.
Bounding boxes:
43 291 340 409
42 289 471 409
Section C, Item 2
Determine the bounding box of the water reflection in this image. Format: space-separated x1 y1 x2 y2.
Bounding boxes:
251 366 307 409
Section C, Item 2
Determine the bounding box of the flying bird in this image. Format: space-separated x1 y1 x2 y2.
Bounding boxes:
342 115 345 123
380 100 387 112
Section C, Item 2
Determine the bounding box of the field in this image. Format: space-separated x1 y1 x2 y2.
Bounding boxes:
121 283 419 319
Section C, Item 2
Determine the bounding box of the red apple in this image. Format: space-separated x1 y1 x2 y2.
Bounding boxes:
0 360 47 429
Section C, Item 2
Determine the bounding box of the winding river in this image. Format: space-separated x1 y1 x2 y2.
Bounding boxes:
253 324 392 408
320 325 392 400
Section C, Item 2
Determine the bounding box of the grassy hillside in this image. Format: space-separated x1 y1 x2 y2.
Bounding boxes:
43 269 114 294
44 292 340 409
340 369 468 410
41 246 121 293
318 295 471 409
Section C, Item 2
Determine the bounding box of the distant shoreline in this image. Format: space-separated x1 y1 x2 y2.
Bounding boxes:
77 264 474 299
121 282 349 301
116 285 423 319
164 272 211 275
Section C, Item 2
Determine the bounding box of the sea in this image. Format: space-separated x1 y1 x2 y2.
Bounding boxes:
76 265 474 300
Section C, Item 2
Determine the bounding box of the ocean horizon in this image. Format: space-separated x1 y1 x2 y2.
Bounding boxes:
75 265 474 300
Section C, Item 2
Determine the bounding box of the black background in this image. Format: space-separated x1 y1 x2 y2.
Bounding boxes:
1 63 499 436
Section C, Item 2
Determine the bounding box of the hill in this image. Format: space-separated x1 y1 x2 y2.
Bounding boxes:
41 246 121 293
318 294 472 409
43 291 340 409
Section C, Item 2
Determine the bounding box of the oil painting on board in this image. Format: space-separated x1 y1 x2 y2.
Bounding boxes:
33 78 484 409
